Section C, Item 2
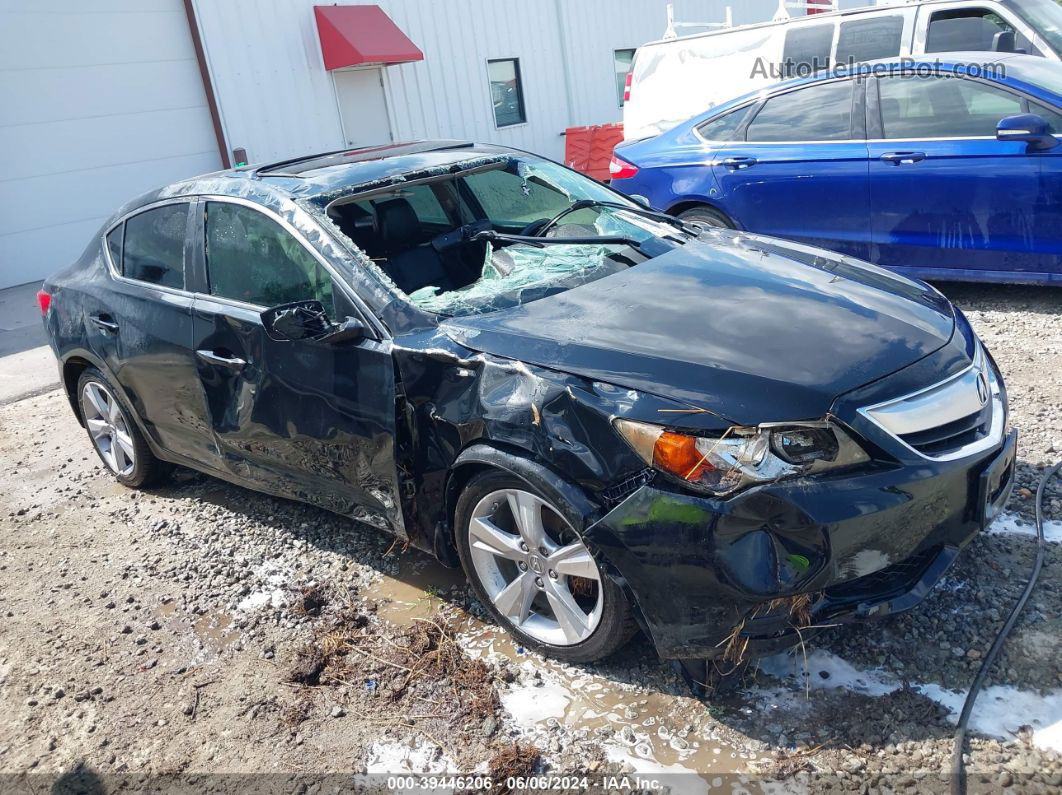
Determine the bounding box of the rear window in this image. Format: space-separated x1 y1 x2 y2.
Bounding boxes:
105 226 123 271
746 80 854 142
696 105 753 141
122 204 187 289
836 15 904 63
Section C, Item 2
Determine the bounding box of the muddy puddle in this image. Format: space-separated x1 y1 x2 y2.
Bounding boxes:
368 550 756 779
155 600 241 665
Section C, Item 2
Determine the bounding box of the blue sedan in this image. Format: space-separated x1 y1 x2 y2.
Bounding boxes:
611 53 1062 285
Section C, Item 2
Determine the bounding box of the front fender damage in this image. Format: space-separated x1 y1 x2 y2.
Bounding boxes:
390 328 661 556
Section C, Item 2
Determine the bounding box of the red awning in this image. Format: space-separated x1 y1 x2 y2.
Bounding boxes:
314 5 424 70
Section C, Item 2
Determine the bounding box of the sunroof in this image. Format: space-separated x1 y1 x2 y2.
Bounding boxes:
254 141 476 178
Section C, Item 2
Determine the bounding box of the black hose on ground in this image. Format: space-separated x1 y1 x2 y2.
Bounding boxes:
950 460 1060 795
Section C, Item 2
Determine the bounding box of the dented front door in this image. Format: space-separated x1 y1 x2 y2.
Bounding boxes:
189 198 403 530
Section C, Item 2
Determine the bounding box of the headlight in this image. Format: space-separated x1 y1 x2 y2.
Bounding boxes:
614 418 869 496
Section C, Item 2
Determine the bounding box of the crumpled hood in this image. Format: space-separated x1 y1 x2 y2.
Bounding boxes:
442 233 955 425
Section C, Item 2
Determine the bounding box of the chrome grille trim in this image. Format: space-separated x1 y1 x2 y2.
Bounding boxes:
858 344 1004 462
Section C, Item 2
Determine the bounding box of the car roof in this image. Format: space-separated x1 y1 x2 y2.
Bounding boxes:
692 52 1058 124
121 140 519 215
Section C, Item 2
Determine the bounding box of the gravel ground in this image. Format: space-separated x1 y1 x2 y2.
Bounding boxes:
0 282 1059 793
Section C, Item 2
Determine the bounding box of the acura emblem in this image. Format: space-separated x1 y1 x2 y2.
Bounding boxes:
976 372 990 406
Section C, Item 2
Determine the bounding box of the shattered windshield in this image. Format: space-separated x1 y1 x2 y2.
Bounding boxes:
321 157 689 317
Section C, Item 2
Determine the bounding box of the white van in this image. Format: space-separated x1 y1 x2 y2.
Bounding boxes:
623 0 1062 141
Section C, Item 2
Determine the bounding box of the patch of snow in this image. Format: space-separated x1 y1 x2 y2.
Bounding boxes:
986 511 1062 543
500 682 571 728
756 650 1062 753
364 739 458 775
603 747 708 795
918 683 1062 752
235 563 292 612
757 649 897 697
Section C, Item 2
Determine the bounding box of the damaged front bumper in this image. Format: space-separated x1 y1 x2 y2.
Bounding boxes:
585 428 1017 660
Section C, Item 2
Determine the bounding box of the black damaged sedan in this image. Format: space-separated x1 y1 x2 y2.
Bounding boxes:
40 142 1016 671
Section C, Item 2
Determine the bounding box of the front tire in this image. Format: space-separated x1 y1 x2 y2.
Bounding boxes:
77 368 171 489
455 470 636 662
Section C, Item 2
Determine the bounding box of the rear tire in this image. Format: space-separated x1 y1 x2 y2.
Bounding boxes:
455 470 637 663
77 368 172 489
677 205 734 229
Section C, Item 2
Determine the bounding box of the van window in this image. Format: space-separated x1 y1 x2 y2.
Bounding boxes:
696 105 753 141
1001 0 1062 56
878 75 1023 138
836 15 904 63
746 81 854 142
122 204 187 289
783 24 834 76
926 9 1039 55
615 49 635 105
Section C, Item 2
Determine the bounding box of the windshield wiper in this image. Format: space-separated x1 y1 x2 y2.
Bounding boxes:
540 199 701 237
473 229 644 249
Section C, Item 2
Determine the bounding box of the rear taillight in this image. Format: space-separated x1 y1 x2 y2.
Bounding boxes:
609 153 639 180
36 289 52 316
623 71 633 103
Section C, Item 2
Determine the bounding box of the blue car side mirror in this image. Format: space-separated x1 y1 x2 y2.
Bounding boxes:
997 114 1059 151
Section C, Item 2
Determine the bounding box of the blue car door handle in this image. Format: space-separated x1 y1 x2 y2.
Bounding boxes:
880 151 927 165
721 156 757 169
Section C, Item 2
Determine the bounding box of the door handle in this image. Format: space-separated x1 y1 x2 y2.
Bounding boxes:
89 314 119 334
721 156 757 169
196 349 246 371
880 151 926 165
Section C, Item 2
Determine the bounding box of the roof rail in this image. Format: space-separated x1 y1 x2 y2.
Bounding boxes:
772 0 839 21
663 3 733 40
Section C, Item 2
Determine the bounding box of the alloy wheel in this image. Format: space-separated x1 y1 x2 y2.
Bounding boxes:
467 488 603 646
82 382 136 477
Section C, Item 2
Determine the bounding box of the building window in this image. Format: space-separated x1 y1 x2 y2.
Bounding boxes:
614 49 635 105
487 58 526 127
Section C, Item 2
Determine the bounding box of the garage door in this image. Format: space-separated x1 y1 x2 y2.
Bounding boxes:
0 0 222 290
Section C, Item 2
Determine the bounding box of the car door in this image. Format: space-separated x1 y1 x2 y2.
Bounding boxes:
190 197 403 528
1027 98 1062 281
867 73 1048 279
710 77 874 260
96 200 218 465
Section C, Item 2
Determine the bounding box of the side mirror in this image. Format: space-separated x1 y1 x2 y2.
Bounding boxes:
316 316 370 345
261 300 371 345
997 114 1059 151
993 30 1016 53
628 194 653 209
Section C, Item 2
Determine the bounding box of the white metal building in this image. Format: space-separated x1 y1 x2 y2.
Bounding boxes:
2 0 840 290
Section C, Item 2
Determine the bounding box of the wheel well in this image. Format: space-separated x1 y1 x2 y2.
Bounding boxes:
667 200 734 226
62 357 92 424
444 462 491 539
